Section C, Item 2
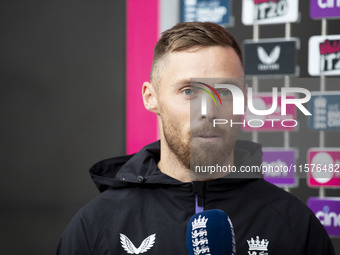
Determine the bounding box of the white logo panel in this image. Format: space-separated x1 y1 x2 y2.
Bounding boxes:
308 35 340 76
242 0 299 25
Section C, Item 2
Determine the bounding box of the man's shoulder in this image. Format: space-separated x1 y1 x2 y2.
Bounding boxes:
248 179 310 209
79 187 132 217
246 179 316 224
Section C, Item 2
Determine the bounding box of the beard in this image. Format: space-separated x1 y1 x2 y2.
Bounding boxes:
162 114 239 177
189 122 237 179
162 115 191 169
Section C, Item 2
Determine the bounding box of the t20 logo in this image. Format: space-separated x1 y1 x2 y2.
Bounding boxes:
253 0 288 20
320 39 340 73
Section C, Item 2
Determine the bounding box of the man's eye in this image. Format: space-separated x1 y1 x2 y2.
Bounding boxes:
183 89 194 96
220 90 231 97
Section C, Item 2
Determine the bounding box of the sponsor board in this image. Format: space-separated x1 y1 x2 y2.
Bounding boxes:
242 0 299 25
310 0 340 19
244 39 298 76
308 91 340 130
242 93 297 131
307 148 340 187
181 0 232 26
308 35 340 76
308 197 340 237
262 148 297 187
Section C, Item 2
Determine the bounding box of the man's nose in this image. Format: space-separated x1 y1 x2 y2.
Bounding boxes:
203 97 221 123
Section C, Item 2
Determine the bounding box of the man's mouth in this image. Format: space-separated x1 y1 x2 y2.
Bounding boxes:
195 133 221 140
199 135 219 138
191 127 224 141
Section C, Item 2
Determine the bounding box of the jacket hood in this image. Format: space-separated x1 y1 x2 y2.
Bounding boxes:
90 140 263 192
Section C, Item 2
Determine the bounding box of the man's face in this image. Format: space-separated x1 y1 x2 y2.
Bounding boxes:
156 46 245 171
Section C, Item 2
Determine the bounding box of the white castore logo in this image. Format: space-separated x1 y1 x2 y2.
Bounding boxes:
257 46 281 71
120 233 156 254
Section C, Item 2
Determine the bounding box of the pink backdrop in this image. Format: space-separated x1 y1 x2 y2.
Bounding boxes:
126 0 159 154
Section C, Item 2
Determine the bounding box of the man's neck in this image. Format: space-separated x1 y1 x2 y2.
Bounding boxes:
157 141 192 183
157 140 234 183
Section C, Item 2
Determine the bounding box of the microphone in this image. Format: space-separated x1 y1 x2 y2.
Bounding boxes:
186 209 236 255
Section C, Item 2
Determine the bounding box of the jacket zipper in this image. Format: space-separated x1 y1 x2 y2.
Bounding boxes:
193 182 205 213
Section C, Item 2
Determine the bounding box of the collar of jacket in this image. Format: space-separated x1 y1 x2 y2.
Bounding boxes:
90 140 263 193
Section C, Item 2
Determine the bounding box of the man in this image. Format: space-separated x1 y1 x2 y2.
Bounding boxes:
57 22 335 254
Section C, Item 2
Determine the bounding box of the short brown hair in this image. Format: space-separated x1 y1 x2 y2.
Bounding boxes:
150 22 243 84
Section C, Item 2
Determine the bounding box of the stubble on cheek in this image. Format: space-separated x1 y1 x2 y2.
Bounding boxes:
160 105 191 169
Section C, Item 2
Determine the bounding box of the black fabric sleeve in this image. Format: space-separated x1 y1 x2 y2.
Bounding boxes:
303 213 335 255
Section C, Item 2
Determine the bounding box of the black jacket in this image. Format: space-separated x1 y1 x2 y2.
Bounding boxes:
57 140 335 255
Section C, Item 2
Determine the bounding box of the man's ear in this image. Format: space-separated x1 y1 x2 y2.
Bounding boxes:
142 81 159 114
